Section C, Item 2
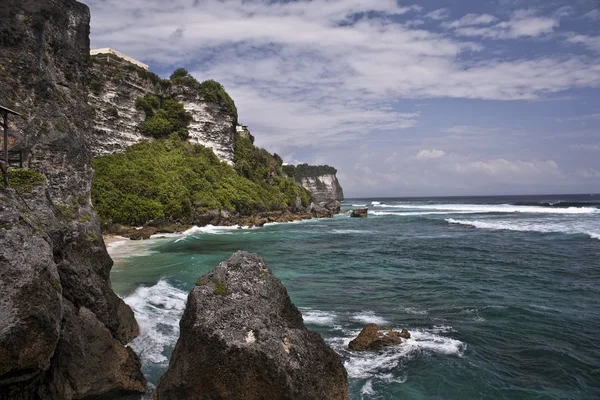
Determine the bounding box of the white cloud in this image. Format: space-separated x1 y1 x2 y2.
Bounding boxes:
575 168 600 178
566 34 600 53
583 9 600 21
86 0 600 152
448 10 559 39
425 8 449 21
416 149 446 160
442 13 497 29
570 143 600 151
451 158 563 181
567 113 600 121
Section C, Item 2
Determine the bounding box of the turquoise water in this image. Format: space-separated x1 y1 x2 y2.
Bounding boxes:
110 195 600 399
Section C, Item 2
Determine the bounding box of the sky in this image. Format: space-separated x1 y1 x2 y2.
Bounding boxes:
86 0 600 197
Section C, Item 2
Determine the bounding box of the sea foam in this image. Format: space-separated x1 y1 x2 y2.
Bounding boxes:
446 218 600 240
375 203 598 214
123 280 187 365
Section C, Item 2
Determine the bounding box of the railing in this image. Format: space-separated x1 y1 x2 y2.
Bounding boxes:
0 150 23 168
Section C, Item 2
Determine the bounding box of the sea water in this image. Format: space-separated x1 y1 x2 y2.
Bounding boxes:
110 194 600 399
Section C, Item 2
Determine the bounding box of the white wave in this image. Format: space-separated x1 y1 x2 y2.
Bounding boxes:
183 224 249 235
124 280 188 365
361 380 375 396
300 309 337 326
403 307 428 315
371 201 381 205
374 203 598 214
106 239 159 261
446 218 600 240
351 311 389 325
588 231 600 240
331 326 465 381
370 210 476 216
352 204 367 207
332 229 372 234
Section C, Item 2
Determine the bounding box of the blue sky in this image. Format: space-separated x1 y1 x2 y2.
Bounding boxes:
86 0 600 197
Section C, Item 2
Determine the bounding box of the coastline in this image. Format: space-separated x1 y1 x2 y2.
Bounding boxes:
102 208 339 240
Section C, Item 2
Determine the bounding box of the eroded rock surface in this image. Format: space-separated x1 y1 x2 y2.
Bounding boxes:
348 323 409 351
0 0 145 397
155 251 350 400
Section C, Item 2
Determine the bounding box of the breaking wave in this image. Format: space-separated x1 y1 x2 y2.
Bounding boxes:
373 203 598 214
446 218 600 240
123 280 187 365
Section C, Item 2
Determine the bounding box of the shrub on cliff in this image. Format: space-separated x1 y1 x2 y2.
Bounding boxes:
169 68 238 124
91 137 310 225
283 163 338 180
8 168 47 192
136 95 192 140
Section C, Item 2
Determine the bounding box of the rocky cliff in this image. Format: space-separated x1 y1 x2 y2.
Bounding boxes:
0 0 145 398
155 251 349 400
283 164 344 211
88 55 237 164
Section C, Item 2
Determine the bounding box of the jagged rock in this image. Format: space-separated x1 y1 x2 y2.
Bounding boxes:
351 208 368 218
155 251 350 400
0 0 145 397
348 324 408 351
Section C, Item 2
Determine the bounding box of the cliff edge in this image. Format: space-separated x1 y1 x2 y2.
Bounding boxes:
0 0 145 398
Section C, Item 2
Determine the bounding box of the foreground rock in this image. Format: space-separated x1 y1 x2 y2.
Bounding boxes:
348 324 410 351
155 251 349 400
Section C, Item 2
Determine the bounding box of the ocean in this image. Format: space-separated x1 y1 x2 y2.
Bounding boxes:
109 194 600 399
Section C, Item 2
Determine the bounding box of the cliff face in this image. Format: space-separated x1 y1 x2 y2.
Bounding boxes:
0 0 145 398
171 84 236 164
299 173 344 205
284 164 344 211
88 57 161 155
88 57 236 164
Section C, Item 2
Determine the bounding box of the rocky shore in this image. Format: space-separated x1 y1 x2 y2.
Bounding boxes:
102 208 337 240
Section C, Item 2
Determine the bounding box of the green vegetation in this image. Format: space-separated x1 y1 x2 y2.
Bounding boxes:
90 78 103 95
91 136 311 225
8 168 47 192
136 95 192 140
196 279 208 286
213 280 227 296
105 106 119 118
283 163 338 180
169 68 238 124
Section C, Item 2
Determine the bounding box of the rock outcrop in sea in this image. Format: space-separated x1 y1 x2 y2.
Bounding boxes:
0 0 145 397
155 251 350 400
348 324 411 351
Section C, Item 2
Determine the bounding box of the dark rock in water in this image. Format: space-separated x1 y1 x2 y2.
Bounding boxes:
400 328 411 339
155 251 350 400
348 324 407 351
351 208 368 218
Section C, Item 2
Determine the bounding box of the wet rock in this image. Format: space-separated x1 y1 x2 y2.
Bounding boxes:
351 208 368 218
155 251 350 400
348 324 408 351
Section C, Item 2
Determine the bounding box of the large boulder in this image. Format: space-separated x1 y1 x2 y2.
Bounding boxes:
155 251 349 400
348 324 409 351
